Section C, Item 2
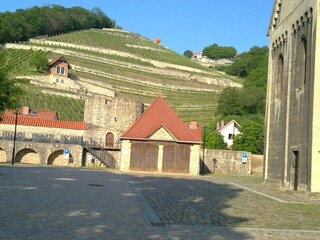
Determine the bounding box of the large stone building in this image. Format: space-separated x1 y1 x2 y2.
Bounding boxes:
265 0 320 192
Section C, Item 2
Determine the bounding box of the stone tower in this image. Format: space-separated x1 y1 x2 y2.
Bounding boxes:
83 95 144 146
265 0 320 192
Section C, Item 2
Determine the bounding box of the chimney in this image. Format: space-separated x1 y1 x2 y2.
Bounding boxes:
189 121 198 130
22 106 30 115
221 120 225 127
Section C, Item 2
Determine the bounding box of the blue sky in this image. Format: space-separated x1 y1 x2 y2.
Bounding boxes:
0 1 274 54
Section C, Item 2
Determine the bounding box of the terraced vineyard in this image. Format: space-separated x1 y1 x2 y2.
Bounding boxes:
4 28 242 124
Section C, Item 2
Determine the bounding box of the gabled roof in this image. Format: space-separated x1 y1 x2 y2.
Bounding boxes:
216 120 240 133
121 96 202 143
0 115 86 130
48 56 71 69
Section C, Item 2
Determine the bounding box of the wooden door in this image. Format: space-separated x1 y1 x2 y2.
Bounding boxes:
162 143 190 173
130 142 158 171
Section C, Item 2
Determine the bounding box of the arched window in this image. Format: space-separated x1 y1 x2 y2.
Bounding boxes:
105 132 114 147
277 54 284 99
301 37 307 85
61 67 65 75
56 66 60 74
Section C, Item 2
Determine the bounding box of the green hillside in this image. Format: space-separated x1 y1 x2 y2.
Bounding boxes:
3 28 242 124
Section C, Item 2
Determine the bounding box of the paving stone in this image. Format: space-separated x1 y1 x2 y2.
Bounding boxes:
0 165 320 239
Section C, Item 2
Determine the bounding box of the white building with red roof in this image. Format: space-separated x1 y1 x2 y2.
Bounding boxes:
120 96 202 175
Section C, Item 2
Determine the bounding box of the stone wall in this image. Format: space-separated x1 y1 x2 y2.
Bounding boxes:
84 95 144 145
0 124 85 142
0 140 83 166
251 154 263 174
265 1 320 192
203 149 251 175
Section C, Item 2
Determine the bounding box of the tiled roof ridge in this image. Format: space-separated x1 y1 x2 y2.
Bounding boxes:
0 115 86 130
216 119 240 132
121 95 163 136
121 95 202 142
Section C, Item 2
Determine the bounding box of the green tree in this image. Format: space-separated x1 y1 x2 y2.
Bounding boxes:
232 120 264 154
239 87 266 114
216 87 243 116
31 53 49 72
0 69 22 113
183 50 193 59
202 43 236 60
0 5 116 44
225 46 268 78
204 129 227 149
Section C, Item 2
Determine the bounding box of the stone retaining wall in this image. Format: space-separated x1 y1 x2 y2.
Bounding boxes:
203 149 251 175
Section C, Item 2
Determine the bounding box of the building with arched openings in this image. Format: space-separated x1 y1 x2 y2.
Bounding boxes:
264 0 320 192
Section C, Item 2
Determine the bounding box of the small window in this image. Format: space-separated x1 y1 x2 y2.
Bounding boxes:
56 66 60 74
61 67 65 75
61 79 64 83
228 134 234 140
56 79 59 83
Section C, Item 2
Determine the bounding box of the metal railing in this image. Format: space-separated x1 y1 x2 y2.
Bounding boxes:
1 131 83 145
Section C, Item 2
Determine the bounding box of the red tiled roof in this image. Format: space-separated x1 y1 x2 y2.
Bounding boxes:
121 96 202 143
0 115 86 130
4 109 58 121
48 56 71 69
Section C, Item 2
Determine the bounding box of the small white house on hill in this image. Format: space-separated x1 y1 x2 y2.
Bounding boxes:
216 120 240 148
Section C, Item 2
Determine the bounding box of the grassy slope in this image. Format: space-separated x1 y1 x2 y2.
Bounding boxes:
5 29 241 124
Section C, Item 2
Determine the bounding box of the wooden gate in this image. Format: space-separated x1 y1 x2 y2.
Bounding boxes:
162 143 190 173
130 142 158 171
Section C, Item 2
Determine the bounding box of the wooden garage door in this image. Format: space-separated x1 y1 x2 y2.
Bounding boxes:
130 142 158 171
163 144 190 173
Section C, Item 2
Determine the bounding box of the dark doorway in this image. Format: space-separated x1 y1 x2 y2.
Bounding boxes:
106 132 114 148
293 151 299 191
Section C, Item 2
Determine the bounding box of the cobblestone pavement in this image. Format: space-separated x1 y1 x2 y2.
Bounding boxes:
128 173 320 239
0 165 319 240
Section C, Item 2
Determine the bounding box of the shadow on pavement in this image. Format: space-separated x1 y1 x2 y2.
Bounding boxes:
129 174 251 238
0 165 253 239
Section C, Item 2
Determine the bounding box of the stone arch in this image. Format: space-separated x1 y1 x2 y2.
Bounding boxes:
15 148 40 164
47 150 73 166
105 132 114 147
0 147 8 163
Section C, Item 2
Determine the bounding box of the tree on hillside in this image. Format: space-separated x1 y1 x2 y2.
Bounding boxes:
232 120 264 154
0 69 22 113
31 53 49 72
0 5 116 44
202 44 236 60
183 50 193 59
216 87 243 116
225 46 268 78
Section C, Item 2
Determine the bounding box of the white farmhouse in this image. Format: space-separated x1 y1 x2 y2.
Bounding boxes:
216 120 240 148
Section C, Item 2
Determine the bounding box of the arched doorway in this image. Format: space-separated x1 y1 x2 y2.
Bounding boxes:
105 132 114 148
15 149 40 164
48 150 73 166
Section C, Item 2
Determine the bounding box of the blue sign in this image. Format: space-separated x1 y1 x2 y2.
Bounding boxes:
242 152 248 164
64 149 70 159
64 149 70 155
